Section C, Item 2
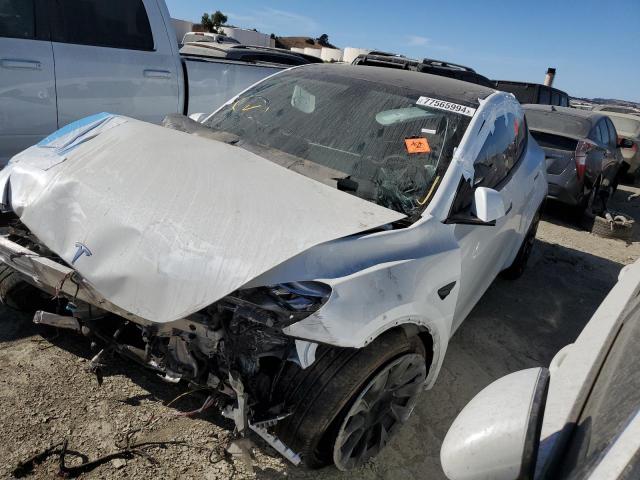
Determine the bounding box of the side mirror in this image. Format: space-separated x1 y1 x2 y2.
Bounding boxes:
441 368 549 480
618 138 634 149
472 187 506 223
189 112 208 123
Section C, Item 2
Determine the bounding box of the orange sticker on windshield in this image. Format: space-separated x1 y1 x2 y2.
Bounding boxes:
405 137 431 154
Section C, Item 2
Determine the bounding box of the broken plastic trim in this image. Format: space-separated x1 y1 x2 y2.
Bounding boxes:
221 281 331 329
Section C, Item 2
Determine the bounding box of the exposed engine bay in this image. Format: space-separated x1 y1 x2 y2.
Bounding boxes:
1 217 331 464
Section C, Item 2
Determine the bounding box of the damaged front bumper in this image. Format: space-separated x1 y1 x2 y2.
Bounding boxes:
0 229 323 465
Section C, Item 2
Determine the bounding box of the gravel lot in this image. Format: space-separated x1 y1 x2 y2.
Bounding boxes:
2 184 639 480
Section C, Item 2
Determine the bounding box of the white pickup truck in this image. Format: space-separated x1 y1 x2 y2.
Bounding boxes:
0 0 314 165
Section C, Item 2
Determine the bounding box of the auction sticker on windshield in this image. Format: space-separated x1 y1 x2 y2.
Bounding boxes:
416 97 476 117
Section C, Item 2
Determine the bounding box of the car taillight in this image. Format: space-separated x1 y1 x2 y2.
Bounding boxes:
574 140 595 180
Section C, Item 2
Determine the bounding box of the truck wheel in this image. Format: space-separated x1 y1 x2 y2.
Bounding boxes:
274 329 427 470
0 265 47 312
500 210 540 280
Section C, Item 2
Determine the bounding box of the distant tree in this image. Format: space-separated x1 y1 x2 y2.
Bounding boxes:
270 33 276 39
201 10 228 33
211 10 228 28
317 33 329 46
201 13 214 32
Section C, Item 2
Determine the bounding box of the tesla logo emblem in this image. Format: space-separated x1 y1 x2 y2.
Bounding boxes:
72 242 92 265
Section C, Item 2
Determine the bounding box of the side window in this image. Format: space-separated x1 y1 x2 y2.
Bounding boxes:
599 121 610 146
0 0 34 39
606 119 618 147
558 297 640 479
52 0 154 51
473 112 523 189
551 91 560 106
538 87 551 105
593 123 604 144
560 94 569 107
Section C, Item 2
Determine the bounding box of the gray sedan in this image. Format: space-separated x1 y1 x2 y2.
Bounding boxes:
524 105 627 213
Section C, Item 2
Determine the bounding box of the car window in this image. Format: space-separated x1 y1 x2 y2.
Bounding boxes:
592 123 604 144
473 112 524 189
51 0 154 51
558 300 640 478
606 119 617 147
206 68 473 217
551 91 560 106
560 95 569 107
539 88 551 105
0 0 34 39
599 121 610 146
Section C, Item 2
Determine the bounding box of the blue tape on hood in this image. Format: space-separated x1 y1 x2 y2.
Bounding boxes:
37 112 117 155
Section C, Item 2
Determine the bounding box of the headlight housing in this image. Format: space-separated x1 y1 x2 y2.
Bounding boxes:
222 281 331 328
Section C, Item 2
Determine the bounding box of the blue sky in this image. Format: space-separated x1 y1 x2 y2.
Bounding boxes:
166 0 639 102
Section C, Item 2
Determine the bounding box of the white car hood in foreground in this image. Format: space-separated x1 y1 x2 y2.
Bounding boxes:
0 114 403 323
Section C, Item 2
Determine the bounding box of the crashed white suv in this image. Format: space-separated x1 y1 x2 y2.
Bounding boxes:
0 65 546 470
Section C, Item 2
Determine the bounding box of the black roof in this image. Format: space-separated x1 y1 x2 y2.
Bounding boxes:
523 104 605 138
494 80 568 96
351 53 495 89
299 64 496 106
523 104 605 120
180 44 323 66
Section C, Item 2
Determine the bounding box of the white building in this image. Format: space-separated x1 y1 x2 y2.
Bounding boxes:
320 47 343 62
343 47 371 63
303 47 322 59
218 27 275 47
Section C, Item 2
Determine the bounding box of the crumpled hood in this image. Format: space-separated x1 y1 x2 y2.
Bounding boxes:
0 114 404 323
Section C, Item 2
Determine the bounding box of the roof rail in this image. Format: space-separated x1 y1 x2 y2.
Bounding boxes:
226 45 323 63
353 53 419 70
366 50 405 57
421 58 476 73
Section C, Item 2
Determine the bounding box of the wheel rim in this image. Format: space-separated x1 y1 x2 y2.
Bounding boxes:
333 353 427 471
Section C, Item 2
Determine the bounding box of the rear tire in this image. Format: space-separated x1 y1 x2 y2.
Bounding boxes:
576 176 600 217
501 210 540 280
273 329 427 469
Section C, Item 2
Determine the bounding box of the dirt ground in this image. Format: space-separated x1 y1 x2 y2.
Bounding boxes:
2 185 640 480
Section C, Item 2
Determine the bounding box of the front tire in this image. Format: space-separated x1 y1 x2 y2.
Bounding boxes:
273 329 428 469
0 265 48 312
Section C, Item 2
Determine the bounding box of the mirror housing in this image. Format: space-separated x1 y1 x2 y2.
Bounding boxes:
189 112 208 123
472 187 507 223
441 368 549 480
618 138 634 149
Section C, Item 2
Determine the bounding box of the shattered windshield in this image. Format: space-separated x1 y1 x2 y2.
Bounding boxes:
205 68 472 217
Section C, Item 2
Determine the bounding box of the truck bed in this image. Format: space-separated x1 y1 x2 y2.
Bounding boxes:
182 55 285 116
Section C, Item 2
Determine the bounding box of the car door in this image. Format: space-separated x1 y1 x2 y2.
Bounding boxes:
450 109 531 329
592 119 619 185
0 0 57 164
605 117 624 165
49 0 180 127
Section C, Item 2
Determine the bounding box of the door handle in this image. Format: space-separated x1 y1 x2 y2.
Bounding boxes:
143 69 172 79
1 59 42 70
